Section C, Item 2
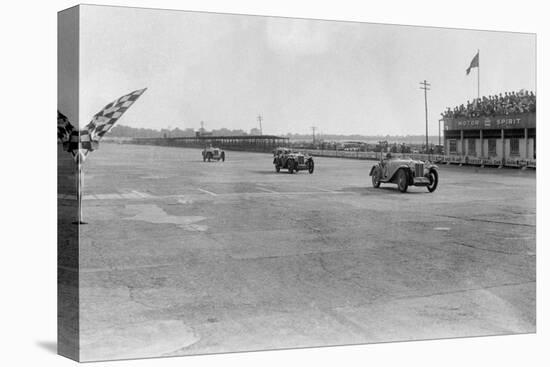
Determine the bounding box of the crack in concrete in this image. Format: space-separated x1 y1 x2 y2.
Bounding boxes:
386 280 535 304
440 215 535 228
451 241 534 256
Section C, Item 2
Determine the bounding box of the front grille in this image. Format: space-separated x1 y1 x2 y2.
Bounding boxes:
298 156 304 164
415 163 424 177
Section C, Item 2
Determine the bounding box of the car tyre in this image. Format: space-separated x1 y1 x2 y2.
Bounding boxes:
397 168 408 193
308 160 314 174
426 169 438 192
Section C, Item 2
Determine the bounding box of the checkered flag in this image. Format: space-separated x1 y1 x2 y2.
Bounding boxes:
57 110 75 146
66 129 98 164
59 88 147 163
85 88 147 143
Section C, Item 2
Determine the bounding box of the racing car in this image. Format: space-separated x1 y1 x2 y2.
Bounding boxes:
273 147 314 174
202 147 225 162
369 153 438 193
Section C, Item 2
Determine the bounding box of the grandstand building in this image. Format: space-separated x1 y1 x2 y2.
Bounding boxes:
443 113 535 162
442 91 536 167
132 134 290 153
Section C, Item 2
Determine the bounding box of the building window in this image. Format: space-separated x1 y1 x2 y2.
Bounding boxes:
510 138 520 156
449 139 457 154
468 138 476 156
488 139 497 157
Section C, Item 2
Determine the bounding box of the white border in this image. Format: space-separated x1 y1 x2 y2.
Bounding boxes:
0 1 546 366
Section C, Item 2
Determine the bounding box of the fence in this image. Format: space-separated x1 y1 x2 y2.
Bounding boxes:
128 136 286 153
299 149 536 169
124 139 535 169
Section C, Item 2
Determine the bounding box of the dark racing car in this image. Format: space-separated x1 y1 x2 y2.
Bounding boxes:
273 147 314 174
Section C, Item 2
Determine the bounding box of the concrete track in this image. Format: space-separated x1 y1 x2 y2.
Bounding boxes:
64 144 535 361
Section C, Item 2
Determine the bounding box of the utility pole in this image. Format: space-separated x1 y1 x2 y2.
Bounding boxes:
438 118 443 148
419 80 431 153
311 126 317 144
257 114 263 135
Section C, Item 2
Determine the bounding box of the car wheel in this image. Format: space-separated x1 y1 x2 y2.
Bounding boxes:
426 169 438 192
288 160 294 174
372 167 381 188
308 160 314 174
397 168 408 193
275 165 280 172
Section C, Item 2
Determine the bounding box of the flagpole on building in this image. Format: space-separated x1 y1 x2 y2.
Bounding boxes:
477 49 480 99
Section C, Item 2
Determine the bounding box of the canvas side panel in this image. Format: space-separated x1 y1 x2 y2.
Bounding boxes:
57 5 80 361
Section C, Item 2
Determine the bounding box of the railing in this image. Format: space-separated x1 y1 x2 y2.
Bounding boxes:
299 149 536 169
123 139 536 169
127 137 279 153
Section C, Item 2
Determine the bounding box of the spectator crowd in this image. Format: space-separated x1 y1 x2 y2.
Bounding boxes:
442 90 536 119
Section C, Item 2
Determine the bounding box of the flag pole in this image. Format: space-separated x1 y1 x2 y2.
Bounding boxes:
79 162 83 224
477 49 480 99
73 157 86 225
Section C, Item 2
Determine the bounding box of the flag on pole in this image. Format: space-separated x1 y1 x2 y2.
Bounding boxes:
66 129 95 164
85 88 147 143
466 52 479 75
58 88 147 163
57 110 75 149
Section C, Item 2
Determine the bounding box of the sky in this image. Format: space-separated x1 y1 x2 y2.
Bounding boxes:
75 5 536 136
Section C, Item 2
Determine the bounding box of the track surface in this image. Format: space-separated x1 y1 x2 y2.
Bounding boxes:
69 144 535 361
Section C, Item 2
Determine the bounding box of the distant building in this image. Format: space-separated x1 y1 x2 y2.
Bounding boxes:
250 127 261 135
196 130 212 137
